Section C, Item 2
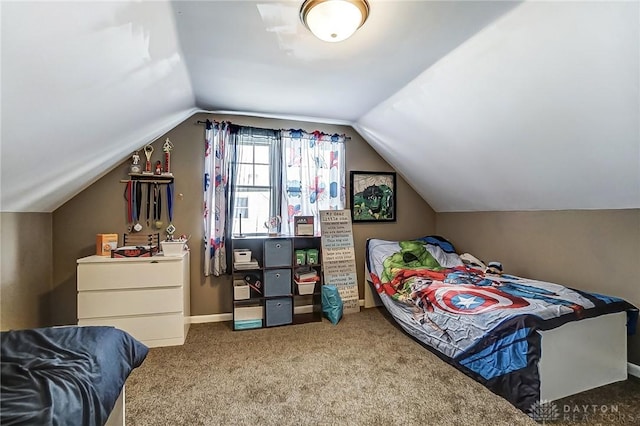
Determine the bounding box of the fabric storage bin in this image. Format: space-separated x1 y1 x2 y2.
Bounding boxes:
233 280 250 300
264 239 292 267
263 269 292 297
265 298 292 327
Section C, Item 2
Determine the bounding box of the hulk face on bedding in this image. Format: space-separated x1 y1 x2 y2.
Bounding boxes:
365 236 636 416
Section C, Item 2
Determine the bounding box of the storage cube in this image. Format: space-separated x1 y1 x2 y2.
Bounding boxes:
234 305 263 321
265 298 292 327
263 269 292 297
233 280 250 300
234 304 263 330
264 239 292 267
233 249 252 263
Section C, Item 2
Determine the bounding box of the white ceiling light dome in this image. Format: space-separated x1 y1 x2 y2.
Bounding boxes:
300 0 370 43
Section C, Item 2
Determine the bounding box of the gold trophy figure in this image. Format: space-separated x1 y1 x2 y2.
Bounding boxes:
143 144 154 174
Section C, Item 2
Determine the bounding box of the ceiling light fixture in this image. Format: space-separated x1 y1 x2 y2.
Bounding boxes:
300 0 370 43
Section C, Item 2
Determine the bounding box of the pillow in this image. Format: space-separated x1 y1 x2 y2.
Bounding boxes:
417 235 456 254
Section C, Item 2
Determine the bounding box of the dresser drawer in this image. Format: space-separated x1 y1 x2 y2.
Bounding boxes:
78 287 183 319
78 314 184 343
78 259 184 291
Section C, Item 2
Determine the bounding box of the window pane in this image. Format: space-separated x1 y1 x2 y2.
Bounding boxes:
232 190 271 235
237 164 254 185
254 145 270 164
234 197 248 218
237 145 253 163
253 164 270 186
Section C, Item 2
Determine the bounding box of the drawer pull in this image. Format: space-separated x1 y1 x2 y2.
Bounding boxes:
151 261 159 264
275 273 280 278
275 243 281 248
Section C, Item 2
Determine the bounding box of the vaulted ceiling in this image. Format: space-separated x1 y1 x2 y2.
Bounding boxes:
2 1 638 213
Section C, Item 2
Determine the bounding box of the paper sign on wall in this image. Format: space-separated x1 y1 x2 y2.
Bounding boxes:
320 210 360 314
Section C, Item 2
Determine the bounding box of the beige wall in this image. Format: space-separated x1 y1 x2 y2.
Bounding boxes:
436 209 640 364
51 112 436 323
1 212 53 329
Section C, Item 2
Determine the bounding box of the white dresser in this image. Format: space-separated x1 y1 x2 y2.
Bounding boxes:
77 252 190 348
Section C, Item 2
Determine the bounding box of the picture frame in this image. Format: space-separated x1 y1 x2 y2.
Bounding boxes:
349 171 396 222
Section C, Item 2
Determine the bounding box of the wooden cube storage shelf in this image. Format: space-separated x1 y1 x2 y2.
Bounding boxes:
231 235 323 330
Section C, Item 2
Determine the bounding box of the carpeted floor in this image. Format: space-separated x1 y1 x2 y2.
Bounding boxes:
125 308 639 425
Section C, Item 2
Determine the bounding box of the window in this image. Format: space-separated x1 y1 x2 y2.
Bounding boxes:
230 128 280 236
203 122 347 276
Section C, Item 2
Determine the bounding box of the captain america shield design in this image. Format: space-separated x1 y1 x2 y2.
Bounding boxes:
427 283 529 314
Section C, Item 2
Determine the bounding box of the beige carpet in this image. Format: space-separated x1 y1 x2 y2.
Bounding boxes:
125 308 637 425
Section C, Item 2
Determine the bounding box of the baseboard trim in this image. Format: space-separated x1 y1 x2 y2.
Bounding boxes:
190 299 368 324
628 362 640 378
189 313 232 324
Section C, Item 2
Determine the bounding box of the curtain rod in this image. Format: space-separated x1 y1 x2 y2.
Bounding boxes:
195 120 351 140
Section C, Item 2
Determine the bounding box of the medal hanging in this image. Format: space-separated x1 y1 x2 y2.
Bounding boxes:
132 180 143 232
146 182 151 227
153 183 163 229
166 182 176 239
124 180 133 232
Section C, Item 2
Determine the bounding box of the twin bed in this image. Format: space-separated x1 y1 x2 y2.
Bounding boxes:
364 236 636 416
1 325 148 426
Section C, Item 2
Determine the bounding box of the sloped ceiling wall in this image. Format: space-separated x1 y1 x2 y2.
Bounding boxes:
1 1 196 212
355 1 639 212
1 1 638 213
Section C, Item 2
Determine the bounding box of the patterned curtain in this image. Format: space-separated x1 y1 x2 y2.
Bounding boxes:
280 130 346 235
203 120 233 276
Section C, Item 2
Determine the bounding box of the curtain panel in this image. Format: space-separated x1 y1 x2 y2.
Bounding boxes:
280 130 346 235
203 121 233 276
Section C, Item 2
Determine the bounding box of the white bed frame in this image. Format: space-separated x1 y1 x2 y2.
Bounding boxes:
363 270 628 403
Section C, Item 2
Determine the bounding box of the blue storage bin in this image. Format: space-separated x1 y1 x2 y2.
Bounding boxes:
265 298 292 327
263 269 292 297
264 239 292 267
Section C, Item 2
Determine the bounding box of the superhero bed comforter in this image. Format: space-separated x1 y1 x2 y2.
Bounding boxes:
1 325 148 426
365 236 637 414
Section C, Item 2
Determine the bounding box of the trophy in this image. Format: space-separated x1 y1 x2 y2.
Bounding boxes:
162 138 174 176
130 151 141 174
143 144 154 174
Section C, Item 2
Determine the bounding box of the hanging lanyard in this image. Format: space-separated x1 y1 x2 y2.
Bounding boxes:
153 183 162 222
146 183 151 227
167 182 174 223
131 181 138 223
125 180 133 224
